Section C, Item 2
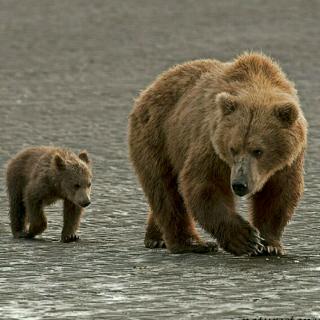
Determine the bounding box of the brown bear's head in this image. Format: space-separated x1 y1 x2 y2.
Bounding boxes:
211 89 307 197
53 150 93 207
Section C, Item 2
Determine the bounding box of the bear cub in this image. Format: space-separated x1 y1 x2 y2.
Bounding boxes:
6 146 92 242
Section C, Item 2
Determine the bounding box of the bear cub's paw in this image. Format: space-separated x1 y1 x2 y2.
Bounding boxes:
61 234 80 243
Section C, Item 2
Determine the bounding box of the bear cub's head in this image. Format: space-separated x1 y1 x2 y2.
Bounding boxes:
53 150 92 208
212 90 306 197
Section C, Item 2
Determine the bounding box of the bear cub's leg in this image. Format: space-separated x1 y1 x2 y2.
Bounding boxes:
22 184 48 238
61 199 83 243
25 201 48 238
8 194 28 238
7 176 29 238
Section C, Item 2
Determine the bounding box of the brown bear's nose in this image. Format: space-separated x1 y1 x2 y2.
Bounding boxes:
81 201 91 208
232 182 248 197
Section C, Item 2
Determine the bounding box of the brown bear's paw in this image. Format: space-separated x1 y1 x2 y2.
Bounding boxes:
251 241 285 256
168 241 218 254
145 238 166 249
219 216 265 256
61 234 80 243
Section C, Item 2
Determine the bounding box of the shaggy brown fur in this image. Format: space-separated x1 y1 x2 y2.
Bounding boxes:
128 52 307 256
6 146 92 242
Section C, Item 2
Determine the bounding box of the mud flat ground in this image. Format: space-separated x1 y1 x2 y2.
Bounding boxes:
0 1 319 319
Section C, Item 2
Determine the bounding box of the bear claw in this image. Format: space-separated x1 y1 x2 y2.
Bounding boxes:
145 239 166 249
62 234 80 243
251 244 284 256
221 219 265 256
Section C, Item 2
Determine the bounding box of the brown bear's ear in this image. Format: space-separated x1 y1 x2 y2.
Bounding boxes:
216 92 237 116
54 154 66 171
79 150 90 164
274 103 298 127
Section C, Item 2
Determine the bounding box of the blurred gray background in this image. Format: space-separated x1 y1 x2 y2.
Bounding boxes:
0 1 319 319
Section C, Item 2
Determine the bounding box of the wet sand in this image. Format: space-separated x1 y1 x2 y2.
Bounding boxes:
0 1 319 319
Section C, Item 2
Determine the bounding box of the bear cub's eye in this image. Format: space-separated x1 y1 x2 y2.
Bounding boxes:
252 149 263 158
88 182 91 188
74 183 81 189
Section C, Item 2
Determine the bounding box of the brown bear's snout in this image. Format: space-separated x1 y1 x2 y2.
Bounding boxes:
231 157 251 196
231 181 249 197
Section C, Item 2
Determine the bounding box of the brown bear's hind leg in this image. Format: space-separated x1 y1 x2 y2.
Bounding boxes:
61 199 83 243
144 211 166 249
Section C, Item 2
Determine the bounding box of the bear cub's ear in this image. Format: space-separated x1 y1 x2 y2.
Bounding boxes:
54 154 66 171
79 150 90 165
274 103 298 127
216 92 237 116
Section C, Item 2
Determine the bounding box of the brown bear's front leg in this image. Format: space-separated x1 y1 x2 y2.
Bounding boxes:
180 152 263 256
250 154 304 256
133 160 216 253
61 199 83 243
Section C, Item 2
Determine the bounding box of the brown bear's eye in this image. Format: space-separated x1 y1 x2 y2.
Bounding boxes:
252 149 263 158
88 182 91 188
230 147 238 156
74 184 81 189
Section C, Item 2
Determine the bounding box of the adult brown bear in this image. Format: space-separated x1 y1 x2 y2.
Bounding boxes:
128 53 307 256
